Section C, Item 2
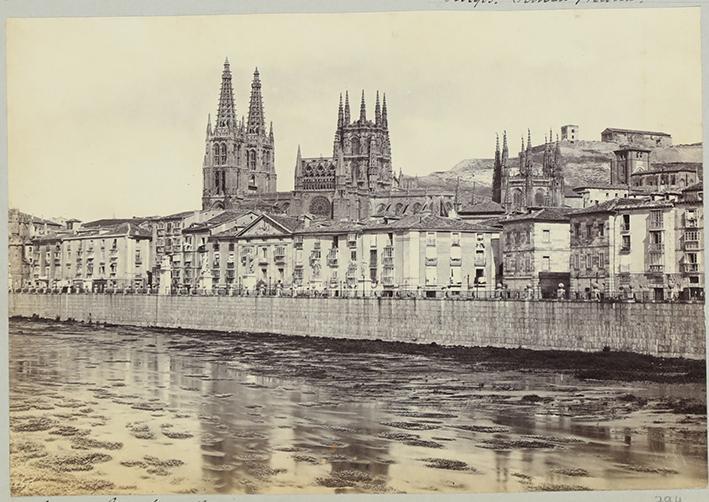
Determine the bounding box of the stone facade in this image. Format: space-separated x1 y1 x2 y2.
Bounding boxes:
493 130 565 213
569 194 704 300
202 60 277 210
601 127 672 148
500 208 571 295
26 223 152 291
9 293 705 360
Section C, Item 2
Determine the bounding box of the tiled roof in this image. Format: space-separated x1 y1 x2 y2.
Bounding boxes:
183 210 254 232
569 197 672 215
572 183 631 191
294 220 366 235
683 181 703 192
502 207 572 223
458 200 505 214
602 127 671 137
364 214 494 232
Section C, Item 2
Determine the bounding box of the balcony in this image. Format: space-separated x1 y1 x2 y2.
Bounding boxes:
450 257 462 266
683 263 700 273
685 217 698 228
275 254 286 265
327 251 338 268
620 225 630 234
648 218 664 231
382 275 395 286
647 243 664 254
684 239 700 251
425 257 438 266
258 258 269 265
647 264 664 273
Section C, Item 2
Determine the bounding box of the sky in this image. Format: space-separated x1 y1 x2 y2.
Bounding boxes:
6 7 702 221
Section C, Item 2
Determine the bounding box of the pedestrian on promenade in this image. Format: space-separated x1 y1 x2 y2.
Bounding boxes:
556 283 566 300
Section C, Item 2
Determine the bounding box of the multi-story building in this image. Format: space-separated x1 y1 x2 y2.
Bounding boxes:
177 210 259 291
208 213 303 292
9 209 67 289
569 196 693 300
675 183 704 299
28 223 152 291
500 208 572 296
571 184 630 208
560 124 579 143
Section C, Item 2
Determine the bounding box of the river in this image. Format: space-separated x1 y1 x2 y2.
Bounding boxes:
8 318 707 496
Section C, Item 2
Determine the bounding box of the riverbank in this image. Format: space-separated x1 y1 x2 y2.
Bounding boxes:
9 318 707 496
8 292 707 359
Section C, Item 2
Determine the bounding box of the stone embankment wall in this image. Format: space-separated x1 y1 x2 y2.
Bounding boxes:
8 293 706 359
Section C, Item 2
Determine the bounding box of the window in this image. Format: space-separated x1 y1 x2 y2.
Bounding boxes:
571 254 578 270
228 243 235 252
598 222 604 237
621 233 630 250
542 256 550 272
426 232 436 247
450 267 462 285
586 254 592 270
451 232 460 246
586 224 592 240
598 252 605 269
622 214 630 232
542 229 550 243
425 266 437 286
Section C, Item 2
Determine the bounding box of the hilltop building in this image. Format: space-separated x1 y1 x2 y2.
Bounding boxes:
601 127 672 148
560 124 579 143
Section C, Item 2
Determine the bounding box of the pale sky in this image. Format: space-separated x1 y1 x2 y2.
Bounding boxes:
7 8 702 221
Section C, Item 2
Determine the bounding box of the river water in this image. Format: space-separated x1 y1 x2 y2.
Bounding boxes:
8 318 707 496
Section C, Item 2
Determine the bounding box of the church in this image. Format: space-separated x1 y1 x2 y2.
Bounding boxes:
201 59 455 220
492 130 565 213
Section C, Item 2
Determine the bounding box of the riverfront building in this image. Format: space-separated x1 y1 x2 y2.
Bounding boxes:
499 208 572 296
568 187 703 300
27 222 152 291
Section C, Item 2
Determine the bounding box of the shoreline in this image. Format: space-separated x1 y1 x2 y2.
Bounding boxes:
10 315 707 386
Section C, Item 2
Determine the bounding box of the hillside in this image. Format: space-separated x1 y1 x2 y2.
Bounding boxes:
406 141 703 198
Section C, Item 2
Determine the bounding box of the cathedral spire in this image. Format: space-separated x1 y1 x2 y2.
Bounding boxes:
359 90 367 122
269 121 274 141
382 93 388 129
501 130 508 165
247 67 265 135
527 129 532 153
375 91 382 126
344 91 351 125
216 58 236 128
206 113 212 137
492 133 502 204
337 93 344 130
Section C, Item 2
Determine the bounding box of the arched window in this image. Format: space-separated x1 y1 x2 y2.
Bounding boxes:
512 189 523 210
309 196 331 217
249 175 256 190
412 202 422 214
534 190 545 206
395 203 404 215
249 150 257 170
213 144 221 165
220 143 227 164
376 203 387 214
353 142 360 155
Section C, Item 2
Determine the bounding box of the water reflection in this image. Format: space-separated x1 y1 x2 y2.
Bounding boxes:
8 319 708 496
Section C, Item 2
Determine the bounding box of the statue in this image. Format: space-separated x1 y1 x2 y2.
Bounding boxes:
158 256 172 295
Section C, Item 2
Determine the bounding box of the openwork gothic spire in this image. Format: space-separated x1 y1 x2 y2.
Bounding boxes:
359 90 367 122
247 67 266 134
216 58 236 128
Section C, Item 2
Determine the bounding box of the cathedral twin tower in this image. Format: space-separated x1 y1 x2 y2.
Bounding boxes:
202 58 276 210
201 58 396 219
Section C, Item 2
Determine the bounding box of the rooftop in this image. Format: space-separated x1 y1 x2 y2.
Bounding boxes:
502 207 572 224
569 197 672 215
602 127 671 137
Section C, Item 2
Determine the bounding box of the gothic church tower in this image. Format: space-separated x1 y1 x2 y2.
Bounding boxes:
202 59 276 210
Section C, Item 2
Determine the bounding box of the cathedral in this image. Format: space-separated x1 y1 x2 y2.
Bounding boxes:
201 59 455 220
202 59 277 210
492 130 565 213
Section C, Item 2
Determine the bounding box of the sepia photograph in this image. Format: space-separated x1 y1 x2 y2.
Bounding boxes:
3 2 708 499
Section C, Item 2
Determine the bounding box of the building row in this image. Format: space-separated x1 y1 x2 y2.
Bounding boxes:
11 181 703 300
